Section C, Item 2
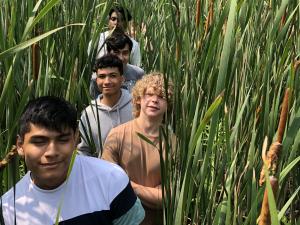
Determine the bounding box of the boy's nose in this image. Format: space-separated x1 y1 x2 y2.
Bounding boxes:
44 142 59 157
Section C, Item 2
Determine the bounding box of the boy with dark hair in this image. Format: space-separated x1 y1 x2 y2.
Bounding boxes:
101 73 174 225
1 96 144 225
89 5 141 66
106 29 144 92
90 29 144 98
106 28 133 56
79 54 133 156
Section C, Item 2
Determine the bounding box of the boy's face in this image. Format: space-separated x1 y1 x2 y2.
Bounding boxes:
140 87 167 119
96 67 124 97
17 123 77 190
109 44 130 65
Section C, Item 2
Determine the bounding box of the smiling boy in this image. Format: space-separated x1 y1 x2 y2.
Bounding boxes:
78 54 133 156
90 29 144 98
105 29 144 93
1 96 144 225
101 72 174 225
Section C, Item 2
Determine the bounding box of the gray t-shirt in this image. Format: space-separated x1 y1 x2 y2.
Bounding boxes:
123 64 144 92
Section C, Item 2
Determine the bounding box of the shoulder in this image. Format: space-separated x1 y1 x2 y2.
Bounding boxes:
127 64 144 73
2 187 15 209
104 120 134 146
112 198 145 225
99 31 109 40
81 103 94 115
1 173 30 208
76 155 127 178
126 64 144 76
75 156 129 193
79 106 93 126
121 89 132 99
80 99 101 117
76 155 124 171
110 120 134 134
129 37 139 47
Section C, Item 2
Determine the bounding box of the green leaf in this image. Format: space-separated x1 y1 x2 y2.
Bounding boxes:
189 92 224 152
279 156 300 183
136 132 157 148
0 24 85 58
278 186 300 220
264 168 280 225
54 150 77 225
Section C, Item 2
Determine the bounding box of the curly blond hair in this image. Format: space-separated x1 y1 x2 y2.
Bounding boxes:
131 72 174 118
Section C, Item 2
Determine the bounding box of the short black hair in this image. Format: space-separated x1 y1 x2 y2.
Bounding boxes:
19 96 77 140
93 54 123 75
106 28 133 53
109 6 132 22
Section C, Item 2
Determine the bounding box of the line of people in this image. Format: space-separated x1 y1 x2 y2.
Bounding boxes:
1 5 174 225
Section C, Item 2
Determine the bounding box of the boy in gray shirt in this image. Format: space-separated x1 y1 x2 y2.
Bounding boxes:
79 54 133 156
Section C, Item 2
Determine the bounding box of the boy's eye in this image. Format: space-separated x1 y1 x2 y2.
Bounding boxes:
145 93 154 97
97 74 119 79
58 138 69 143
30 139 47 145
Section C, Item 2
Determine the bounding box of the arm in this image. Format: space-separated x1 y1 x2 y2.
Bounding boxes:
131 181 163 209
112 198 145 225
77 111 97 156
108 167 144 225
77 114 91 156
100 129 119 163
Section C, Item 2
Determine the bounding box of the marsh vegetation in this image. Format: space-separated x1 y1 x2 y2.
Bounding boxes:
0 0 299 224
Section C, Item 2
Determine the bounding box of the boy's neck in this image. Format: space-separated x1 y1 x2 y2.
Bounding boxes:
99 90 122 108
136 114 163 136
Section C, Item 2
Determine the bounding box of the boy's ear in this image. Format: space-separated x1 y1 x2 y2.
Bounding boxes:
16 135 24 157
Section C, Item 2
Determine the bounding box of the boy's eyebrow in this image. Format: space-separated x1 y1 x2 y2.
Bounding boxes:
29 132 72 139
29 135 48 140
58 132 72 137
98 72 119 75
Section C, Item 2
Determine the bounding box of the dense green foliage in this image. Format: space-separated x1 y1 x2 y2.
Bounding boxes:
0 0 299 224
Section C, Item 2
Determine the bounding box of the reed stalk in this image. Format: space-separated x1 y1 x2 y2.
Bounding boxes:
0 0 299 224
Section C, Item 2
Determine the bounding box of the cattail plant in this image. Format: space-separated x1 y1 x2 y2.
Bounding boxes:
0 0 299 224
258 89 290 225
0 146 18 171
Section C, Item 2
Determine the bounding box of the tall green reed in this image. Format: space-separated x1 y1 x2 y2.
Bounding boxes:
0 0 299 224
125 0 300 224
